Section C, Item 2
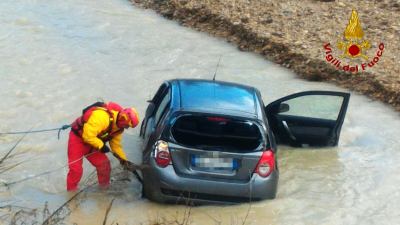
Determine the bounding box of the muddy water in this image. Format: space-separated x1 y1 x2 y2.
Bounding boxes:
0 0 399 224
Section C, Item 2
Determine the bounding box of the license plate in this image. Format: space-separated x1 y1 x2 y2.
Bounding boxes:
191 155 238 170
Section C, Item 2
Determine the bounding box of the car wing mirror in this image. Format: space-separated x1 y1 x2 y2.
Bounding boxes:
145 102 156 118
278 103 290 113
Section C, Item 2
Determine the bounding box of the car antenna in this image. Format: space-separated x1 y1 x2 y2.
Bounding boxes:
212 55 222 81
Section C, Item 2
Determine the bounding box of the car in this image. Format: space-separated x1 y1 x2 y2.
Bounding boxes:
139 79 350 204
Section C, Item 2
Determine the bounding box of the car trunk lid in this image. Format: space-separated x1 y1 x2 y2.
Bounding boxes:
168 115 265 181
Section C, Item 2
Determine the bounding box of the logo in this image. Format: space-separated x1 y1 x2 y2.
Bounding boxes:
323 10 384 73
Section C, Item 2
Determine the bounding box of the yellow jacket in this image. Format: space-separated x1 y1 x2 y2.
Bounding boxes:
81 109 127 160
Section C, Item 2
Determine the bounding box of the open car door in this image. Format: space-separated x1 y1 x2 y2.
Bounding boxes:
265 91 350 147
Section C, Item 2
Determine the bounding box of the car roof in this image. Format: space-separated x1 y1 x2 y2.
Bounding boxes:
169 79 260 118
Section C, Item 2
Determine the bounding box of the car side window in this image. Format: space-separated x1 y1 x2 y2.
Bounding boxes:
154 90 171 125
152 83 168 105
279 95 344 120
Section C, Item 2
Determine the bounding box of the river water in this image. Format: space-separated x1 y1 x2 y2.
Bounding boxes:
0 0 399 224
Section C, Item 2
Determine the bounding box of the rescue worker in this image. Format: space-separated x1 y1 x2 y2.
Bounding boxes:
67 102 139 191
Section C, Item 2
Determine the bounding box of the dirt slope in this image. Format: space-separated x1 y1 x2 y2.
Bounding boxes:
132 0 400 111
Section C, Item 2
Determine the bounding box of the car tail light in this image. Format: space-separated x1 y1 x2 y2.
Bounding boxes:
207 117 230 122
254 149 275 177
154 140 171 168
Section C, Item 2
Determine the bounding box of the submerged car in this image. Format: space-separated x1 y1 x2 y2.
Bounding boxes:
139 79 350 204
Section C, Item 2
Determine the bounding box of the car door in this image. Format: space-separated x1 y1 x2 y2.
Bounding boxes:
265 91 350 147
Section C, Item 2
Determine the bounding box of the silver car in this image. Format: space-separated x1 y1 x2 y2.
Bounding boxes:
139 79 350 204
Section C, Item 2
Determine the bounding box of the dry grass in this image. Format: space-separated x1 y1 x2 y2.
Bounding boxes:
103 199 115 225
140 202 252 225
0 203 45 225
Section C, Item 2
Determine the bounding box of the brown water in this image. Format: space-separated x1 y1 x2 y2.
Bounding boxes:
0 0 399 224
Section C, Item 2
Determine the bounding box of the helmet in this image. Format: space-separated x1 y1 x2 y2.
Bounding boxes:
117 108 139 128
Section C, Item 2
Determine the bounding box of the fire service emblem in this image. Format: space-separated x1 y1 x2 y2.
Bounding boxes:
323 10 384 73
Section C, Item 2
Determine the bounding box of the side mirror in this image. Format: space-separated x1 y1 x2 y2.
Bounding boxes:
278 103 290 113
145 102 156 118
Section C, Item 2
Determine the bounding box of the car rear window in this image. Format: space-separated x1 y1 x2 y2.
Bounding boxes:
171 115 263 152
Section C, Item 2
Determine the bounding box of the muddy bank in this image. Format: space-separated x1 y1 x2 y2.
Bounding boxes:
131 0 400 111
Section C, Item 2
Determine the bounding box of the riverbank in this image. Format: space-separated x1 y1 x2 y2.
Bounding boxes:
131 0 400 111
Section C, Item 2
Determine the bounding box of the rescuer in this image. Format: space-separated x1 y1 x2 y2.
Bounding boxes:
67 102 139 191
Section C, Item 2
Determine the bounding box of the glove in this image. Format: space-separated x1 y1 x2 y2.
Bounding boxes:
100 145 110 153
120 159 128 168
119 159 128 166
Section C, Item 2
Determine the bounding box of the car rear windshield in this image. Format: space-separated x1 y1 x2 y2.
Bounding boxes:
171 115 263 152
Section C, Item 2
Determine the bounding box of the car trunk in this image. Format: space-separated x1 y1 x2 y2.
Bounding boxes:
169 114 265 181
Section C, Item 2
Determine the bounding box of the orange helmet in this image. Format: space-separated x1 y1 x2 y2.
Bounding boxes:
117 107 139 128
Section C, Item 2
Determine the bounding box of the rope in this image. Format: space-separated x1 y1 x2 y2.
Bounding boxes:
0 125 71 139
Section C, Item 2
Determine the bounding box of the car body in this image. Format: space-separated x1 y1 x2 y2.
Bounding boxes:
139 79 350 204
